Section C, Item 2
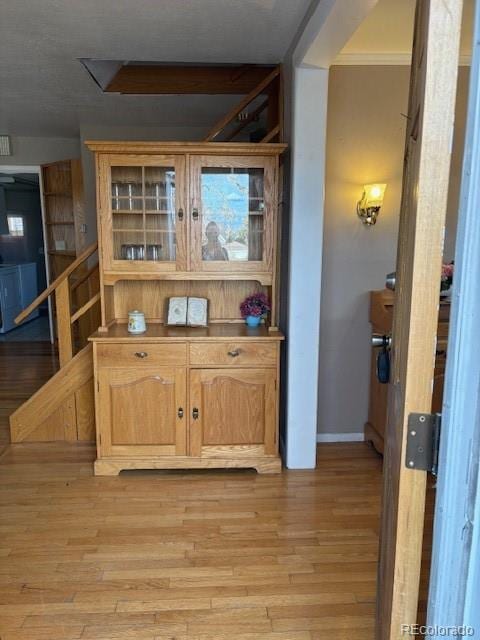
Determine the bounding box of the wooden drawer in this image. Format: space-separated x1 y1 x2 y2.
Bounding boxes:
96 343 187 367
189 342 277 367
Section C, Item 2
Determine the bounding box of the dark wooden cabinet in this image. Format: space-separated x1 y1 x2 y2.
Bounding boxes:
365 289 449 454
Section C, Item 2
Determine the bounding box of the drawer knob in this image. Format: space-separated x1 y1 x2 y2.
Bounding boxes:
134 351 148 358
227 349 240 358
178 407 184 419
192 407 199 420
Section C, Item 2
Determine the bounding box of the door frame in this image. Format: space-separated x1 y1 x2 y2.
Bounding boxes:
284 0 379 468
0 164 54 342
286 0 473 630
427 0 480 632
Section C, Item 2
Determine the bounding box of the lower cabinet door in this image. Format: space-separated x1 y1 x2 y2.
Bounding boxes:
98 367 187 457
189 368 277 457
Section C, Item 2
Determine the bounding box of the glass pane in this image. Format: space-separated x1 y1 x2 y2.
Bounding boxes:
111 166 143 212
145 167 176 262
201 167 264 262
111 165 177 262
144 167 176 211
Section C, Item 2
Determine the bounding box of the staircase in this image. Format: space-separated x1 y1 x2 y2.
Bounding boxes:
9 243 100 443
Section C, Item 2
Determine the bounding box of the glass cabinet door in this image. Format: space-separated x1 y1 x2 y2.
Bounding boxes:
103 156 186 271
190 157 275 273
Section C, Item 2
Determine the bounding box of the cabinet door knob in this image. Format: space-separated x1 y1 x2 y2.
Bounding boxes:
227 349 240 357
192 407 199 420
178 407 184 419
177 208 184 221
134 351 148 358
192 207 199 221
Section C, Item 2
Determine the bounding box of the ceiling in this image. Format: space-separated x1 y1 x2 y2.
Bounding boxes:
0 172 39 191
335 0 474 64
0 0 311 138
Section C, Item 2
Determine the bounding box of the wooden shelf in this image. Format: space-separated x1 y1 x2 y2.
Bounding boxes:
102 270 273 285
112 210 172 215
42 158 86 280
90 321 284 343
113 228 175 233
48 250 76 257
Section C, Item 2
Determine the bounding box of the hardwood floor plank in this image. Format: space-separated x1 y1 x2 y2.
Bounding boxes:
117 597 212 612
182 634 311 640
1 628 84 640
0 416 383 639
211 592 357 608
0 342 58 455
21 611 154 628
73 585 248 603
0 345 437 638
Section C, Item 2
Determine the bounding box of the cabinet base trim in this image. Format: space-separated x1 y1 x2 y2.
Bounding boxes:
94 455 282 476
364 422 384 455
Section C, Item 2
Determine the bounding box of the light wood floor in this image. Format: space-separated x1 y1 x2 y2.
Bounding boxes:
0 440 382 640
0 342 434 638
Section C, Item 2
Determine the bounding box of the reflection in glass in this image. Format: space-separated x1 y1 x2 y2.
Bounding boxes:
201 168 264 262
202 222 229 261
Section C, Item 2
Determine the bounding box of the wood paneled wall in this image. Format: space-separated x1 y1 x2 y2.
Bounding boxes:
111 280 268 323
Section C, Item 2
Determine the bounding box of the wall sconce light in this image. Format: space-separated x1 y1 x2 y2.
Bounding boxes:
357 183 387 226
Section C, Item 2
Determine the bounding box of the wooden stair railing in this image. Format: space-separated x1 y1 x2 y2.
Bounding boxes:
10 243 100 443
204 65 283 143
15 242 99 367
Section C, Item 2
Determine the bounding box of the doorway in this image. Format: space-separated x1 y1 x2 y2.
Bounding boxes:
0 166 53 342
287 0 472 634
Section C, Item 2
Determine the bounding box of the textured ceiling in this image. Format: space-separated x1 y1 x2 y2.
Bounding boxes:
0 0 311 137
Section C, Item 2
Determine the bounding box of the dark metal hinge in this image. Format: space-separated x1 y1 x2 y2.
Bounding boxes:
405 412 442 476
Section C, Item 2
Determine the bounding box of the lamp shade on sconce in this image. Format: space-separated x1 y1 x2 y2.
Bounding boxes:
357 183 387 225
363 183 386 207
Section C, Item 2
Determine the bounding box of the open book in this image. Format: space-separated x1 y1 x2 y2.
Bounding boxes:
167 297 208 327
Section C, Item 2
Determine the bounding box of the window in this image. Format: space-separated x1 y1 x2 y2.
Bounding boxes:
7 215 24 237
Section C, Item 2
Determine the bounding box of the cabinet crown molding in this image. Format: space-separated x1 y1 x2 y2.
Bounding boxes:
85 141 287 156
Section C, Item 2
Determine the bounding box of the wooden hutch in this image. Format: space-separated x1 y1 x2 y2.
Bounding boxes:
86 141 286 475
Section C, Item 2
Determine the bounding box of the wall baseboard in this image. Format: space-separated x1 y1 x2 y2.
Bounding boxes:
316 432 365 443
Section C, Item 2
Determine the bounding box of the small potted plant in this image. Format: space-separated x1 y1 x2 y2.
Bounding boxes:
240 293 270 327
441 261 454 297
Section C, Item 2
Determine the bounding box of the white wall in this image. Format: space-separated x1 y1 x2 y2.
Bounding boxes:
283 0 379 466
285 66 328 468
0 136 80 166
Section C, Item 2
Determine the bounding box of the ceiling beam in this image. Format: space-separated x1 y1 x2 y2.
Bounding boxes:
105 64 277 95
